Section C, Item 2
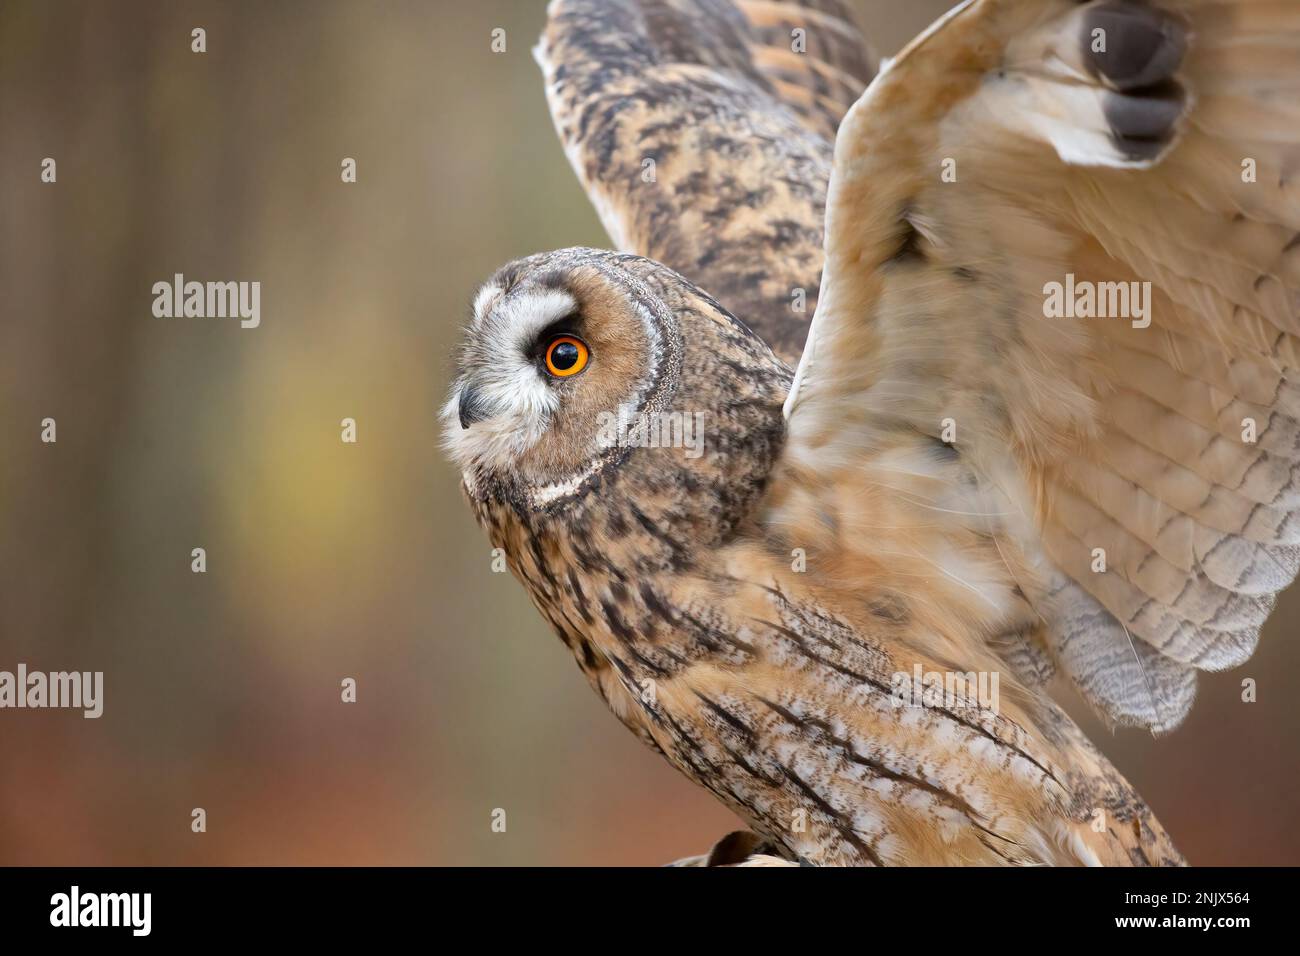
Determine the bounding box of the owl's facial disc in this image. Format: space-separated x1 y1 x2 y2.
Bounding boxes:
443 251 679 503
442 285 576 472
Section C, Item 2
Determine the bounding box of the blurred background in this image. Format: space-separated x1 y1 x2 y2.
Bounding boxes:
0 0 1295 866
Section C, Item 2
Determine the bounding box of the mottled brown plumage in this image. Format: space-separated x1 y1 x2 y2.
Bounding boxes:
535 0 874 360
445 0 1300 865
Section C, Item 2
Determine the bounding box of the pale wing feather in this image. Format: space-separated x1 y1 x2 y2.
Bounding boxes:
781 0 1300 731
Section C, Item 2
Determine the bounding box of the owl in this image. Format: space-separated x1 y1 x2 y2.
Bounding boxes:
444 0 1300 866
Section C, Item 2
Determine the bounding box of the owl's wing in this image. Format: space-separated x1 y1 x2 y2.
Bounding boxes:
781 0 1300 732
535 0 876 361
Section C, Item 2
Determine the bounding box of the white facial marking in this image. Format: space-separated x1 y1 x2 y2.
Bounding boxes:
471 282 502 320
443 288 579 473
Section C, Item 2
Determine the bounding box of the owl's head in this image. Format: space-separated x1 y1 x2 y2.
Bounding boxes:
443 247 789 529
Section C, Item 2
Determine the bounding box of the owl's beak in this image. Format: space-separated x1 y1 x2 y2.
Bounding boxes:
458 385 489 429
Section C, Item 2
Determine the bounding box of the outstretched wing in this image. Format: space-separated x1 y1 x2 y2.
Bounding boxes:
780 0 1300 732
535 0 876 361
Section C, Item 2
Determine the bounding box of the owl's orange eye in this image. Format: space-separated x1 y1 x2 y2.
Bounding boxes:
544 335 589 378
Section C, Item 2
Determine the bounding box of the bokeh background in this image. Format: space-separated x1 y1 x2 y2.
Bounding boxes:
1 0 1295 866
